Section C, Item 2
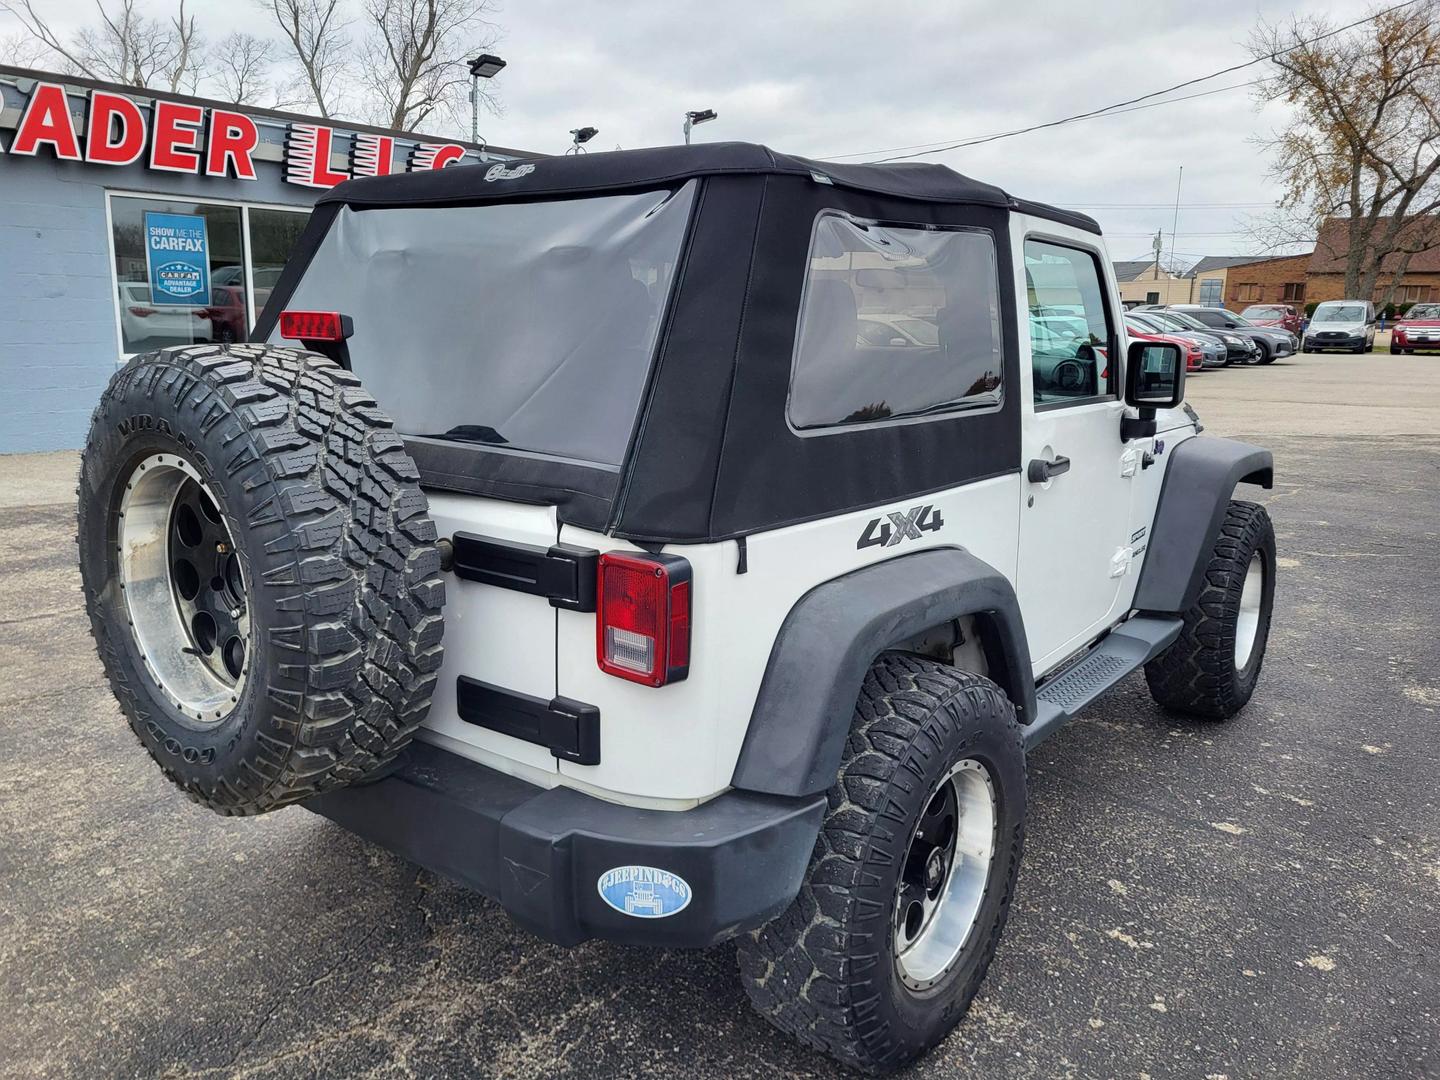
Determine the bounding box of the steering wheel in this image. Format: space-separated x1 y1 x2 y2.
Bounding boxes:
1052 358 1092 394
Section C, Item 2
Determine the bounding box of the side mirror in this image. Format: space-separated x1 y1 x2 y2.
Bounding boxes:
1125 340 1185 410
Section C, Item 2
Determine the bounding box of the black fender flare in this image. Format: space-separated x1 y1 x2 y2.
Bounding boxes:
1133 435 1274 613
731 547 1035 799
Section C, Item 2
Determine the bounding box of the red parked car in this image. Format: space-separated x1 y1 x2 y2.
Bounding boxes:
1390 302 1440 353
1126 325 1205 372
1240 303 1302 335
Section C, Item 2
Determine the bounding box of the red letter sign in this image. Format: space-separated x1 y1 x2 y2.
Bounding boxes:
150 101 205 173
9 83 82 160
284 124 350 188
205 110 259 180
84 91 147 166
350 133 395 177
408 143 467 171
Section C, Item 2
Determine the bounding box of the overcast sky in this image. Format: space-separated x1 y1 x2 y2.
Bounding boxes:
5 0 1380 261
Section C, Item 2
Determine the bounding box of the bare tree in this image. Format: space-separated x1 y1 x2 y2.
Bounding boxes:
263 0 348 119
164 0 200 93
212 32 278 104
1249 2 1440 304
1 0 206 89
357 0 499 132
0 28 50 69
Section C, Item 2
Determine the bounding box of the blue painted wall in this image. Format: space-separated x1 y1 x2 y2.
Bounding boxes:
0 149 315 454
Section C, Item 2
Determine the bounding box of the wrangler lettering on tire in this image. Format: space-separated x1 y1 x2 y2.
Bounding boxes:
78 343 445 815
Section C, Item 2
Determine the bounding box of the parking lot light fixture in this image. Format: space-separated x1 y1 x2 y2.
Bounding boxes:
568 126 599 155
467 53 507 160
684 109 717 144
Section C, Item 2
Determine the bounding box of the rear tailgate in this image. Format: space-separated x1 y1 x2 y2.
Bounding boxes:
419 493 560 777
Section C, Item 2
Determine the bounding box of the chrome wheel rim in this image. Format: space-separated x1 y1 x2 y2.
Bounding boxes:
117 453 249 722
893 758 997 991
1234 552 1264 670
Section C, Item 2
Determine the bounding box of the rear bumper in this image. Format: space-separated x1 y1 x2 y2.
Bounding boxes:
304 740 825 948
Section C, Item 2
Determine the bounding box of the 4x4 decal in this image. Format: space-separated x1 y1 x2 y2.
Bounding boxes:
857 504 945 549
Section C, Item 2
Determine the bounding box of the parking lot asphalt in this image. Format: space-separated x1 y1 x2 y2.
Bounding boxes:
1 352 1437 1080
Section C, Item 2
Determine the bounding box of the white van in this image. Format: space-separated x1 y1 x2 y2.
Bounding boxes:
1303 300 1376 354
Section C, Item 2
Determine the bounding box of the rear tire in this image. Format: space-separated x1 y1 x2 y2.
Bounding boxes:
78 344 446 815
1144 501 1275 720
737 655 1026 1073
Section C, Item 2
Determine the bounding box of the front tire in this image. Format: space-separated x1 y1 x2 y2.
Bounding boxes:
737 656 1026 1073
1144 501 1276 719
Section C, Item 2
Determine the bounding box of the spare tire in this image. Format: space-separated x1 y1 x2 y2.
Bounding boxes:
78 343 445 815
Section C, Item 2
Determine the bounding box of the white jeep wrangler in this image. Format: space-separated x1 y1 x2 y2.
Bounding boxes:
78 143 1276 1073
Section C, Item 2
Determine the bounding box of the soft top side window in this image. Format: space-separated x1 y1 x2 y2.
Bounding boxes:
787 213 1003 431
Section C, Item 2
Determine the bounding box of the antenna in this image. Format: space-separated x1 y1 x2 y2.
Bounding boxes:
1168 165 1183 275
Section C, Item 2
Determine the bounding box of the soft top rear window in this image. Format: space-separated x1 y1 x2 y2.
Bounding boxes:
278 182 697 466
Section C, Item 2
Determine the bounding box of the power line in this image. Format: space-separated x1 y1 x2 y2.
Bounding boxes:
820 0 1423 164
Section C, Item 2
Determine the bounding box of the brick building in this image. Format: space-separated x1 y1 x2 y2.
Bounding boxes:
1221 253 1311 308
1220 216 1440 310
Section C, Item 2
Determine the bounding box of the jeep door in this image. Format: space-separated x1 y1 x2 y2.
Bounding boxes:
1013 225 1136 673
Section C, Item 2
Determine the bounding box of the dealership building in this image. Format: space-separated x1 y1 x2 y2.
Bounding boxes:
0 64 528 454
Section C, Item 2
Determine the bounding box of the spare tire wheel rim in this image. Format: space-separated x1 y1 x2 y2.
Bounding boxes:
893 757 997 991
1234 551 1264 671
118 453 249 723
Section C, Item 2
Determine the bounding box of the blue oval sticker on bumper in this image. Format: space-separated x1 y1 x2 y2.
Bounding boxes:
597 865 693 918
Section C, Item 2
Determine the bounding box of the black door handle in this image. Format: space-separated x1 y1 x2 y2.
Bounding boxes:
1027 455 1071 483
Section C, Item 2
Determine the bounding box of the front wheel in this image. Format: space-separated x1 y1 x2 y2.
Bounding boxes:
1144 501 1276 719
737 656 1026 1073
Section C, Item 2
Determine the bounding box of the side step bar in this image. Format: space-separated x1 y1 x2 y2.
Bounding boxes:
1023 615 1183 750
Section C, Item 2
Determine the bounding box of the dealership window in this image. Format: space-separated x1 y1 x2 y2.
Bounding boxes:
1282 281 1306 303
788 213 1003 430
1235 283 1261 302
109 194 309 356
1198 277 1223 305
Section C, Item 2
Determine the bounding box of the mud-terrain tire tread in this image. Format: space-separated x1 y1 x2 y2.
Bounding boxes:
736 654 1025 1074
1143 500 1274 720
78 343 445 815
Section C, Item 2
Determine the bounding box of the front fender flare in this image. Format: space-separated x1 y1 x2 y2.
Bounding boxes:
731 548 1034 799
1133 435 1273 613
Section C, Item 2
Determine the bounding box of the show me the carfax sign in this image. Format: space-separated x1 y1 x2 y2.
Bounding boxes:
0 80 478 189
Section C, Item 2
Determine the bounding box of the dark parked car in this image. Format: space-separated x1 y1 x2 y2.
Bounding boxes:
1135 308 1256 366
1240 303 1302 335
1161 305 1297 365
1390 302 1440 354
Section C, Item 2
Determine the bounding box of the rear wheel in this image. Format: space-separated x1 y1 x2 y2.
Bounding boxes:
79 343 446 815
1144 501 1275 720
737 656 1026 1073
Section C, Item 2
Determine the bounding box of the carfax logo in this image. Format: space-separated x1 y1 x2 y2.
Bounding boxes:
857 504 945 549
484 161 536 181
597 865 692 919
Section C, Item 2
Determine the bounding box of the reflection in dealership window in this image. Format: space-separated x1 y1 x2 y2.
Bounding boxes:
111 196 241 353
789 214 1003 430
110 197 310 355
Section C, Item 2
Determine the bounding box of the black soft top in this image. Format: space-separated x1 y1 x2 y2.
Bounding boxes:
317 141 1100 234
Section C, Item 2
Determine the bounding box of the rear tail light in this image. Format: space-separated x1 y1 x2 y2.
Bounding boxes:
279 310 351 341
597 551 692 686
127 306 154 317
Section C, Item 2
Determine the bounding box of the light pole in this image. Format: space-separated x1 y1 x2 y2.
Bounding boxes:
467 53 506 161
683 108 717 145
567 126 598 155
